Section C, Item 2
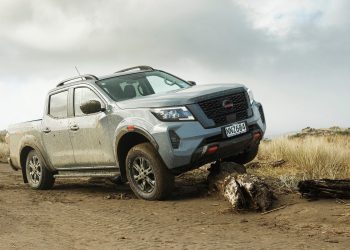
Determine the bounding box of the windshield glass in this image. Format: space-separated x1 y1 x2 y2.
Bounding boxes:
96 71 190 101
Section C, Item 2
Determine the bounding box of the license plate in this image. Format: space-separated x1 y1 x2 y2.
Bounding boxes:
224 122 247 138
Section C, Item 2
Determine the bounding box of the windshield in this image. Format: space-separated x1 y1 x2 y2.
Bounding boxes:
96 70 191 101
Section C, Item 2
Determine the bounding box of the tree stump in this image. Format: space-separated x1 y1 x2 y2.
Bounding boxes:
208 162 274 211
298 179 350 199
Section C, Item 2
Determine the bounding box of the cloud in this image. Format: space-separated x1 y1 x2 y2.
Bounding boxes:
0 0 349 135
236 0 329 36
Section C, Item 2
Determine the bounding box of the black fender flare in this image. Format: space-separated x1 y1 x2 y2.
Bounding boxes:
114 126 159 180
114 125 159 162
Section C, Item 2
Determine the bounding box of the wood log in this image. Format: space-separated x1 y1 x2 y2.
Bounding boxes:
298 179 350 199
208 162 274 211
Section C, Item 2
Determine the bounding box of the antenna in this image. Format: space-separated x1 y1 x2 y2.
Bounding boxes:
75 66 83 80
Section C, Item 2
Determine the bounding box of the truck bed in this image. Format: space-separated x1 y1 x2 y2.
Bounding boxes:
7 119 43 169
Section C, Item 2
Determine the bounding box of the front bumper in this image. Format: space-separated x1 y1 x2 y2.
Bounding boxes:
151 102 266 173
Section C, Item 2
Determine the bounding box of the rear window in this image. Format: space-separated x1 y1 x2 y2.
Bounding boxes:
49 91 68 118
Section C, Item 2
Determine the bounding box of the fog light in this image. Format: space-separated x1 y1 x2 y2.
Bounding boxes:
169 130 180 149
206 145 218 155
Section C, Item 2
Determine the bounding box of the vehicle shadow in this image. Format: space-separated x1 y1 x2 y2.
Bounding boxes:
53 179 131 193
172 168 210 200
50 168 210 201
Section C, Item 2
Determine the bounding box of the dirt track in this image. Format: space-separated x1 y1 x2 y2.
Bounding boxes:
0 163 349 249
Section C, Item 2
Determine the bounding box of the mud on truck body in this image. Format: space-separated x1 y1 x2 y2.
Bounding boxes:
7 66 266 200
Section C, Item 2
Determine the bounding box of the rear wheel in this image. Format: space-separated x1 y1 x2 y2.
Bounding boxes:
26 150 55 190
224 144 259 165
126 143 174 200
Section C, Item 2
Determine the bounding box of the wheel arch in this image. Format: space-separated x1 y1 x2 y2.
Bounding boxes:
19 142 51 184
115 127 158 182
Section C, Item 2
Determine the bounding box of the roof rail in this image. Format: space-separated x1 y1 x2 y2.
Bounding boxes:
115 65 154 73
56 74 99 87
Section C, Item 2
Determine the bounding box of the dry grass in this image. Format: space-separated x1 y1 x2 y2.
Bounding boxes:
249 133 350 191
0 142 9 162
0 133 5 143
0 133 9 162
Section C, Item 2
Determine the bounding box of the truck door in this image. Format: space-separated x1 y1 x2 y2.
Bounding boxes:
68 86 114 166
42 90 75 167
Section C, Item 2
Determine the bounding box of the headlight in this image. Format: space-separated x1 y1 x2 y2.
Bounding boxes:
151 106 195 121
247 88 254 104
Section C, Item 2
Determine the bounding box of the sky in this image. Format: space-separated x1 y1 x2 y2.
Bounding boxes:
0 0 349 136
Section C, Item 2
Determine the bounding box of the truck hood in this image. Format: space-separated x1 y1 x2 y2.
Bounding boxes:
116 83 246 109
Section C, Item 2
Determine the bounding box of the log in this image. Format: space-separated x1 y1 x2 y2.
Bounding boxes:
208 162 274 212
298 179 350 199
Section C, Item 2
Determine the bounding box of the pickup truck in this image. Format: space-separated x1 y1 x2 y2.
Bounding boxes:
7 66 266 200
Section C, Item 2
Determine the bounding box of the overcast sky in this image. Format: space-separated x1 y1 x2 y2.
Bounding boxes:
0 0 349 136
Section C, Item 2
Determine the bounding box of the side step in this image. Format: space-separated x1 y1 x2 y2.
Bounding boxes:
54 166 120 178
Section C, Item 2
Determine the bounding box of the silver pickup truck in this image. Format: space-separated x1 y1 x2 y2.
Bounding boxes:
7 66 266 200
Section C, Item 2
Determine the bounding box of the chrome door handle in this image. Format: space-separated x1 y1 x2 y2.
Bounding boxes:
43 128 51 133
70 125 79 131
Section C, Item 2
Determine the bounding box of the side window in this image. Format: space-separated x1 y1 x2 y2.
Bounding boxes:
74 87 102 116
49 91 68 118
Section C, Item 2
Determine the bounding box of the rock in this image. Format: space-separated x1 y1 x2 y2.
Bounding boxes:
208 162 274 212
104 193 131 200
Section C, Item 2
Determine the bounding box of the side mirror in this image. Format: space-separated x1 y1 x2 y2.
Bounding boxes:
80 100 105 115
188 81 196 86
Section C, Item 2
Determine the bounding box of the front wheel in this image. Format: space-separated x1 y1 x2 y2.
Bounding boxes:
126 143 174 200
26 150 55 190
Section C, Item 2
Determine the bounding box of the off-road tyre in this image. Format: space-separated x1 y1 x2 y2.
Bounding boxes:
25 150 55 190
126 143 174 200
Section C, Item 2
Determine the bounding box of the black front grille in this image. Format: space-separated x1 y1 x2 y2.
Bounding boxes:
198 91 249 126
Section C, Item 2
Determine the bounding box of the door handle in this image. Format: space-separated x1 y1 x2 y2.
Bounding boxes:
70 125 79 131
43 127 51 133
